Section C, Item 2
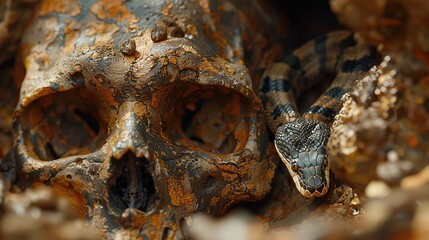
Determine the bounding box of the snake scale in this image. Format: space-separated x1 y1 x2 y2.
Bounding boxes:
260 31 381 198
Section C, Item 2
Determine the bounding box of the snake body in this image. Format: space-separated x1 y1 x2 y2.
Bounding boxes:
260 31 380 198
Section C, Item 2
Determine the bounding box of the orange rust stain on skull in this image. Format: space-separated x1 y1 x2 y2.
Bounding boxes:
209 196 220 207
90 74 119 108
150 83 178 109
198 59 220 74
90 0 139 32
120 209 163 229
21 16 59 71
203 16 235 60
148 214 179 240
39 0 82 17
63 20 81 55
186 24 198 37
162 2 174 16
218 59 237 75
217 163 239 174
85 22 120 47
232 120 250 152
130 101 148 117
247 182 256 192
220 171 239 182
220 183 233 198
51 175 89 218
167 177 195 209
21 87 56 108
168 56 178 65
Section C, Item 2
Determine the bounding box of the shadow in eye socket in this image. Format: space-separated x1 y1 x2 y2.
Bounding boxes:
74 109 100 135
157 84 253 154
20 88 108 161
44 142 59 160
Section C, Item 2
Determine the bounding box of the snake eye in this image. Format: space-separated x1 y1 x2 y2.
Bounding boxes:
323 159 328 168
292 162 299 172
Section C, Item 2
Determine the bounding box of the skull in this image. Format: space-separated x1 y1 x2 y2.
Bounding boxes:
13 0 280 239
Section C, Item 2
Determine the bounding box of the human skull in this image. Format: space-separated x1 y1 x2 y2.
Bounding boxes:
13 0 281 238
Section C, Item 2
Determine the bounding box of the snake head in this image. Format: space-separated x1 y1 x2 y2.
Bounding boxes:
274 119 330 198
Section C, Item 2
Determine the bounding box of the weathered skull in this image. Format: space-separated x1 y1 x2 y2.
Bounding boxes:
13 0 282 239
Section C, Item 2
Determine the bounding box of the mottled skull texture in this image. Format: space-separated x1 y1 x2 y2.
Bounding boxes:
13 0 282 239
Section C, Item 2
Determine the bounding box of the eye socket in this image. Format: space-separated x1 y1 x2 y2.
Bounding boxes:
154 83 252 154
20 88 109 161
292 162 299 172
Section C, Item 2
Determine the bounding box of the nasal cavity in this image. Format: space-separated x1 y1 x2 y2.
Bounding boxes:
107 152 156 215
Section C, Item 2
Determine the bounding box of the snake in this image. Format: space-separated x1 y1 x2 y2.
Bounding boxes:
260 31 381 198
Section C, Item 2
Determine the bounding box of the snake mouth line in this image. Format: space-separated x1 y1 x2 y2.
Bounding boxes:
106 152 157 215
299 182 329 198
288 165 330 198
303 184 328 197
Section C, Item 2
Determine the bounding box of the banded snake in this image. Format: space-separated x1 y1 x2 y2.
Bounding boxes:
260 31 381 198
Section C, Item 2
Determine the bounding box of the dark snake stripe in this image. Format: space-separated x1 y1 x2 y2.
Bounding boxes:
260 77 295 94
273 104 297 119
324 87 348 99
307 106 337 120
262 31 380 126
260 31 381 198
315 34 328 73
